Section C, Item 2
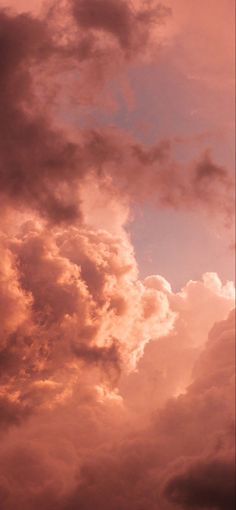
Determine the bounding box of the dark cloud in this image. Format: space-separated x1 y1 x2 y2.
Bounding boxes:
72 0 171 55
0 395 31 430
0 9 83 222
81 130 234 223
164 454 235 510
73 341 121 371
72 0 135 49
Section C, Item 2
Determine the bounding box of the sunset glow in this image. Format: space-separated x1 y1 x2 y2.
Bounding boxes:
0 1 235 509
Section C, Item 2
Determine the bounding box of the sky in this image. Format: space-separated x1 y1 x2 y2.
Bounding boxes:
0 1 235 509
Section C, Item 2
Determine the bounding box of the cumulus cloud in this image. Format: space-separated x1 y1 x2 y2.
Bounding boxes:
119 272 234 413
0 218 176 430
56 310 234 510
0 1 234 509
0 219 234 507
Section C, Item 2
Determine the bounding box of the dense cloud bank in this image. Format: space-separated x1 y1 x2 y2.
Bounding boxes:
0 1 235 509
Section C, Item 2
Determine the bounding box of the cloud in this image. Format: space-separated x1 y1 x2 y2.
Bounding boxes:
0 242 31 339
0 2 234 509
120 272 234 413
0 8 83 222
161 310 235 509
0 5 233 226
164 454 235 510
71 0 170 55
0 218 175 430
59 310 235 510
0 224 234 506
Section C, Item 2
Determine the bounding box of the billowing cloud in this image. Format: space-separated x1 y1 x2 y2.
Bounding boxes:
0 217 176 431
120 271 234 413
0 221 234 506
56 310 234 510
0 1 234 509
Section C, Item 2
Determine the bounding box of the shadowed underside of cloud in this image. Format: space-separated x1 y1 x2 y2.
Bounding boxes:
164 454 235 510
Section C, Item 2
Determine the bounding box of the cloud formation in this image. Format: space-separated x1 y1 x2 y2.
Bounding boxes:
0 210 234 508
0 2 234 226
0 1 234 510
0 218 177 431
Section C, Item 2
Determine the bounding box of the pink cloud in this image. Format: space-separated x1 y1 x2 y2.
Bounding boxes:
0 2 234 509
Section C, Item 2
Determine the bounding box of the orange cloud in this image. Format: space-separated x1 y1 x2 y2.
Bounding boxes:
0 2 234 509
